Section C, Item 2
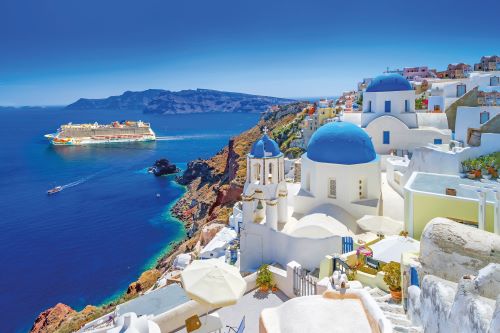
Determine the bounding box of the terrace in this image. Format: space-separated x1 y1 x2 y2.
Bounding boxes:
175 289 289 333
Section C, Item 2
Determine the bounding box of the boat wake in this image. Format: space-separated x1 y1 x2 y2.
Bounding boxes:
156 134 227 141
60 172 100 190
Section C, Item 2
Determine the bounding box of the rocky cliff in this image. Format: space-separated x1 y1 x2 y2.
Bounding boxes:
65 88 295 113
65 89 165 110
143 89 295 114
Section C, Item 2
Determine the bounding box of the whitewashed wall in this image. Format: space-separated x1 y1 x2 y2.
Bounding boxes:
455 106 500 144
296 155 381 219
240 221 343 271
364 115 450 155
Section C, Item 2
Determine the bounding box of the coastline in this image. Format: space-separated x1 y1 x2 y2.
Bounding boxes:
28 103 308 333
98 177 188 308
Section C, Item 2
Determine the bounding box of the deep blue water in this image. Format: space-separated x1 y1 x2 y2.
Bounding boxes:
0 108 259 333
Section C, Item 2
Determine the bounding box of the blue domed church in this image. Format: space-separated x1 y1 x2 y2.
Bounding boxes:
360 73 450 154
294 121 381 220
239 124 382 271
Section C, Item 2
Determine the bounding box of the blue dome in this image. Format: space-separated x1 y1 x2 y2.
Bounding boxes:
307 122 376 165
249 134 282 158
366 74 413 92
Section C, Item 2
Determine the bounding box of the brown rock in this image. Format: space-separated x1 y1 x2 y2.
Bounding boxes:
30 303 76 333
126 269 161 296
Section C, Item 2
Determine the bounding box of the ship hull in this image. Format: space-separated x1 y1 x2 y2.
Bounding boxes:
44 121 156 146
46 135 156 146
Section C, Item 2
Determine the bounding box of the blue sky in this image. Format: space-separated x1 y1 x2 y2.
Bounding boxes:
1 0 499 106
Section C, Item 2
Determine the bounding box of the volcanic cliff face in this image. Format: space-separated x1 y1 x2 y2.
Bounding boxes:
30 303 75 333
166 102 308 263
65 89 165 110
143 89 295 114
65 88 295 113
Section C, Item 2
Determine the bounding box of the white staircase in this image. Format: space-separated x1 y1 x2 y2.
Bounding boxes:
367 288 423 333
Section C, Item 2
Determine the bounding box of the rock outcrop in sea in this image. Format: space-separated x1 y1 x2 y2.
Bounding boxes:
148 159 180 176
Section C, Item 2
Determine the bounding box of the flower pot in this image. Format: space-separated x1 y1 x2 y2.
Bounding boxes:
467 172 476 179
259 285 269 293
390 289 402 302
272 287 278 293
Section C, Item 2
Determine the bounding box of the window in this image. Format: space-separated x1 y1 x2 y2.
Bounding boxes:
385 100 391 112
328 178 336 199
368 101 372 112
383 131 390 144
456 84 466 97
359 179 367 199
254 164 261 181
491 76 499 86
480 111 490 124
405 100 409 112
434 138 442 145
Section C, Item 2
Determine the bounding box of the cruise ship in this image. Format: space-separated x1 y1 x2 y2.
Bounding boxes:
45 121 156 145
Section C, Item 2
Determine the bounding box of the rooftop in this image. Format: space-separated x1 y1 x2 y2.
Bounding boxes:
366 74 413 92
175 289 289 333
406 172 500 202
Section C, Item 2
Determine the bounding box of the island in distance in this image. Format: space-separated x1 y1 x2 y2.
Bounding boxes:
65 88 295 114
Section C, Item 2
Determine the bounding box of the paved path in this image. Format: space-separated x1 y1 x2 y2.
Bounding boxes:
381 172 404 221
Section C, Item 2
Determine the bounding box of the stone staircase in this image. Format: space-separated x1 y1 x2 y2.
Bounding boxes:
367 288 423 333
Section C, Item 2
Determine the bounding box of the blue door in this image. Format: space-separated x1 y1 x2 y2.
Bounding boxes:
383 131 390 144
385 100 391 112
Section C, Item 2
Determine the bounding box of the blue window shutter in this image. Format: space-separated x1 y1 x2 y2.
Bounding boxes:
383 131 390 144
434 138 442 145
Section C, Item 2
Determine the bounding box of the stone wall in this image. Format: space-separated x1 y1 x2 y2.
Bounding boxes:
408 265 500 333
418 218 500 283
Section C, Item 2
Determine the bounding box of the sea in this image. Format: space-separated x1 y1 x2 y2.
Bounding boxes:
0 107 260 333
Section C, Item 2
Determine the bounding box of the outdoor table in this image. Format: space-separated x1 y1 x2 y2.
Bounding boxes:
191 312 223 333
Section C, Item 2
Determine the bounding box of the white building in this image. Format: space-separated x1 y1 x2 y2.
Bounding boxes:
238 123 383 271
356 73 451 155
427 71 500 112
455 105 500 145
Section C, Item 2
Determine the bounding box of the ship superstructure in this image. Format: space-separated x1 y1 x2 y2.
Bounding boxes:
45 121 156 145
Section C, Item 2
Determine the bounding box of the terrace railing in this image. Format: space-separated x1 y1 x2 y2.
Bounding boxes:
332 257 351 276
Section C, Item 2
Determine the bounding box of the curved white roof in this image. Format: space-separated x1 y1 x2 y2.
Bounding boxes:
284 213 354 239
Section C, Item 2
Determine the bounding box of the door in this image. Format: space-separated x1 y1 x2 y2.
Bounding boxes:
385 100 391 112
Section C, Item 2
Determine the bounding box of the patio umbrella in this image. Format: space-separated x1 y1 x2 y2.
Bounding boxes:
356 215 404 236
181 259 246 307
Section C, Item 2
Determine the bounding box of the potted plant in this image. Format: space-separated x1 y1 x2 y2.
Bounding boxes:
271 283 278 293
382 261 402 302
256 264 273 293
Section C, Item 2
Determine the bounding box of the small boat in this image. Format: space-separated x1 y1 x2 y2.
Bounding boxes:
156 193 161 198
47 186 63 195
